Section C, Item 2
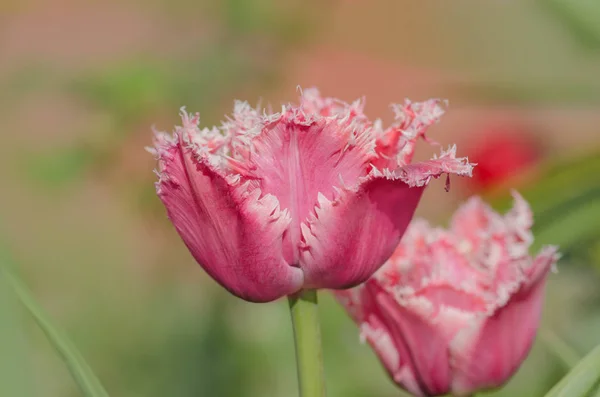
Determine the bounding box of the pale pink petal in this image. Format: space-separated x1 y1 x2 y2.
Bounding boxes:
447 192 536 305
375 219 442 291
374 99 446 169
300 178 424 289
449 196 492 247
155 140 303 303
415 285 488 314
504 190 534 252
299 87 367 120
377 220 489 309
479 192 535 305
390 99 446 141
393 145 474 188
523 246 560 289
450 247 558 395
333 288 365 325
450 191 532 253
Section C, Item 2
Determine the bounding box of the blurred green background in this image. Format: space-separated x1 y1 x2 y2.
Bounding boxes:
1 0 600 396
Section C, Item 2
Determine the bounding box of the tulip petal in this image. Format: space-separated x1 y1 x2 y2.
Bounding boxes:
450 247 559 395
371 284 452 396
336 286 425 397
374 99 447 168
392 145 474 188
155 140 304 302
244 111 376 261
449 196 492 247
299 145 473 289
300 178 424 289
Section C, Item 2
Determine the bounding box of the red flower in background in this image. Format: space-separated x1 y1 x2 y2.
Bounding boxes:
468 124 543 191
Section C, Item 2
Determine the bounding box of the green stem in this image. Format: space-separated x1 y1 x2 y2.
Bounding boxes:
288 289 326 397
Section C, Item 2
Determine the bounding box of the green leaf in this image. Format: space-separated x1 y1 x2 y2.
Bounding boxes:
543 343 600 397
590 383 600 397
540 329 581 370
542 0 600 49
0 257 110 397
0 261 34 397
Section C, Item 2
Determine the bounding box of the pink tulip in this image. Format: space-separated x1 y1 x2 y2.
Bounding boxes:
336 192 559 396
149 88 473 302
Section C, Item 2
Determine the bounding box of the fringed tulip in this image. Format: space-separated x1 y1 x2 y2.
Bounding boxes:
149 88 473 302
336 192 559 396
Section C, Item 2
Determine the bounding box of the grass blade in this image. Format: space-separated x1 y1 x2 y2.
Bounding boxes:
544 344 600 397
0 265 35 397
0 262 109 397
540 329 581 370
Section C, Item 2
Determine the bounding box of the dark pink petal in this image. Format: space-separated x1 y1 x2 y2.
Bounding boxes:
369 283 452 396
231 106 376 264
336 285 425 397
450 247 559 395
300 145 473 289
155 140 303 303
300 178 424 289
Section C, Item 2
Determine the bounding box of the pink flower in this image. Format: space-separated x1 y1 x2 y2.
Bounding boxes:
149 88 473 302
336 192 559 396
